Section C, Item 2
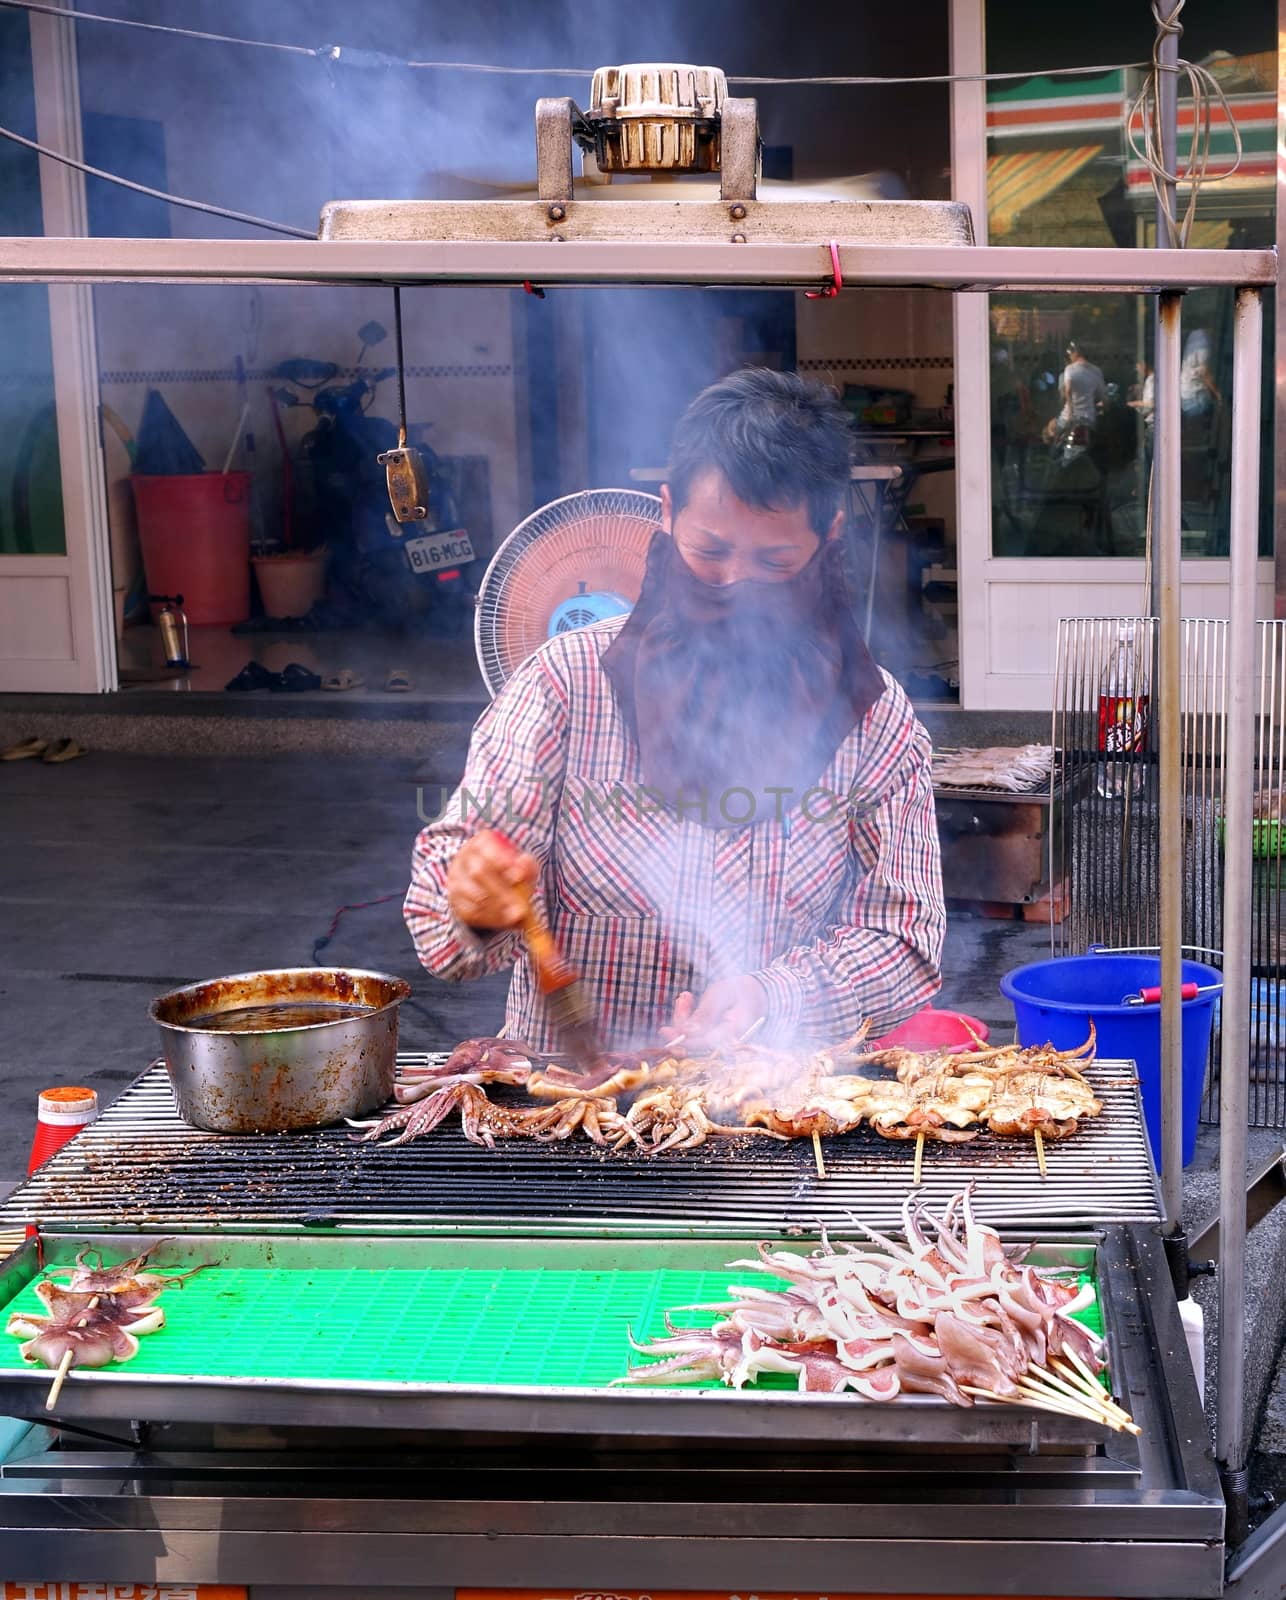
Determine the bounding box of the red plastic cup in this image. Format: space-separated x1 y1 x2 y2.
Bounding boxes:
27 1086 98 1173
26 1086 98 1238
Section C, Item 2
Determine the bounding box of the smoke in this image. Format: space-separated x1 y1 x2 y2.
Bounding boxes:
27 1 950 1045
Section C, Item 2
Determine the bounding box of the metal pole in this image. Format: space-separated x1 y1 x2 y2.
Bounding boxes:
1156 290 1185 1232
1276 0 1286 620
1217 285 1263 1544
1153 3 1181 247
1151 2 1181 617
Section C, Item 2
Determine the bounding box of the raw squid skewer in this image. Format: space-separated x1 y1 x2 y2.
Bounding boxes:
618 1184 1136 1426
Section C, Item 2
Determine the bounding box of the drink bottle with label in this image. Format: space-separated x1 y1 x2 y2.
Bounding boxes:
1096 625 1150 799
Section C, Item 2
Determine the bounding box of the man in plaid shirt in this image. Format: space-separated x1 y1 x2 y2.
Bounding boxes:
406 370 945 1053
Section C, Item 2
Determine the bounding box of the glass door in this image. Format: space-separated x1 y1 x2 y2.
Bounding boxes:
0 6 111 692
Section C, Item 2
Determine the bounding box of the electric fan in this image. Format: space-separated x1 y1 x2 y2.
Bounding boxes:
474 488 662 698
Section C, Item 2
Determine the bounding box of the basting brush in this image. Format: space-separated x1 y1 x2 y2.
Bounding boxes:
492 845 607 1076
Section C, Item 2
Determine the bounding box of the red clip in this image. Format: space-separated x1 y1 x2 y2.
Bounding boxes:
523 280 546 299
804 241 843 300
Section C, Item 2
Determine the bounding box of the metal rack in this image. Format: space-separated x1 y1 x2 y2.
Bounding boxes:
0 218 1274 1594
1053 616 1286 1132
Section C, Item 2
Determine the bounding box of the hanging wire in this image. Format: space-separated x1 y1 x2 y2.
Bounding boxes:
0 120 314 238
0 0 318 53
0 2 1148 86
1124 0 1243 248
392 285 409 448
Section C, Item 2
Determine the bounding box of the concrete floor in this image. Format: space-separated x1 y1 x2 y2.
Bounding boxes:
0 745 1046 1190
117 621 488 705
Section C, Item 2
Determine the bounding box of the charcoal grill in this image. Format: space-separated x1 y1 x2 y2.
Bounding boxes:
0 1053 1224 1596
0 1055 1160 1235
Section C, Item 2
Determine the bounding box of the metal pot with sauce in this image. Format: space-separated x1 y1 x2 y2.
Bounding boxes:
150 967 411 1133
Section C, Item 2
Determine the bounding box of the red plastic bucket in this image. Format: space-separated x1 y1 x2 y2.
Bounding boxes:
133 471 252 625
868 1008 990 1051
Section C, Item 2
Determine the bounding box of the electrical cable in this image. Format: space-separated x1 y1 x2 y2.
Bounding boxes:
0 0 317 54
392 285 409 447
0 0 1239 250
311 893 403 965
1124 0 1243 247
0 3 1148 87
730 64 1148 86
0 119 314 238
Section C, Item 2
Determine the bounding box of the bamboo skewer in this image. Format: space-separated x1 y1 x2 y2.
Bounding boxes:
1034 1129 1047 1178
1056 1352 1141 1432
965 1354 1139 1433
45 1292 100 1412
1014 1378 1111 1424
1046 1363 1140 1434
1063 1344 1109 1394
45 1348 73 1411
1026 1366 1120 1423
737 1018 766 1044
961 1383 1097 1422
913 1130 925 1186
1027 1356 1141 1435
811 1131 827 1180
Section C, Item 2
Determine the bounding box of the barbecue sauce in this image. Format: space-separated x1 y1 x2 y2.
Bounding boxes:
186 1001 376 1032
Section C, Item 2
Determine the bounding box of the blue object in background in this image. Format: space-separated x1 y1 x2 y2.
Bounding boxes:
1000 952 1223 1172
547 585 633 637
1250 977 1284 1055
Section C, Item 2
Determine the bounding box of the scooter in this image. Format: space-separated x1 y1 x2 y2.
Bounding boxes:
269 325 476 635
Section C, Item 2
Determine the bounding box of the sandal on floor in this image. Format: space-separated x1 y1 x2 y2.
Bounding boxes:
224 661 275 692
1 736 48 761
384 667 412 693
322 669 365 691
269 662 323 693
42 738 86 764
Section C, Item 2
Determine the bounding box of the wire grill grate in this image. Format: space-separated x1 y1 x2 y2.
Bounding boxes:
0 1056 1161 1236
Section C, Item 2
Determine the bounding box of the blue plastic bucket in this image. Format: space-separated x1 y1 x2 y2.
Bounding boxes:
999 952 1222 1171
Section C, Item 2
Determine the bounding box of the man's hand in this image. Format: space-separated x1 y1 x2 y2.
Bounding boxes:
661 976 766 1049
446 830 539 932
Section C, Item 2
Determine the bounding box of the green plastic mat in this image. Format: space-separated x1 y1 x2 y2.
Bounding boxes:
0 1262 1101 1391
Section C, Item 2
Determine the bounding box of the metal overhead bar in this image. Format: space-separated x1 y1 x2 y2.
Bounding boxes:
0 236 1273 289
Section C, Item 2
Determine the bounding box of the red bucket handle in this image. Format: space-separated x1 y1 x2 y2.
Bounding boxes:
1135 982 1200 1004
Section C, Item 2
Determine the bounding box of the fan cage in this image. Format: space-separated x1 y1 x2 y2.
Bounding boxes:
475 489 662 698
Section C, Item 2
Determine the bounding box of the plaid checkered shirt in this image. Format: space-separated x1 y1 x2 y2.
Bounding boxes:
405 617 945 1052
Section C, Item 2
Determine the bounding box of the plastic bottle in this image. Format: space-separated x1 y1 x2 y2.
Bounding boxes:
1097 624 1150 799
1179 1296 1206 1402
